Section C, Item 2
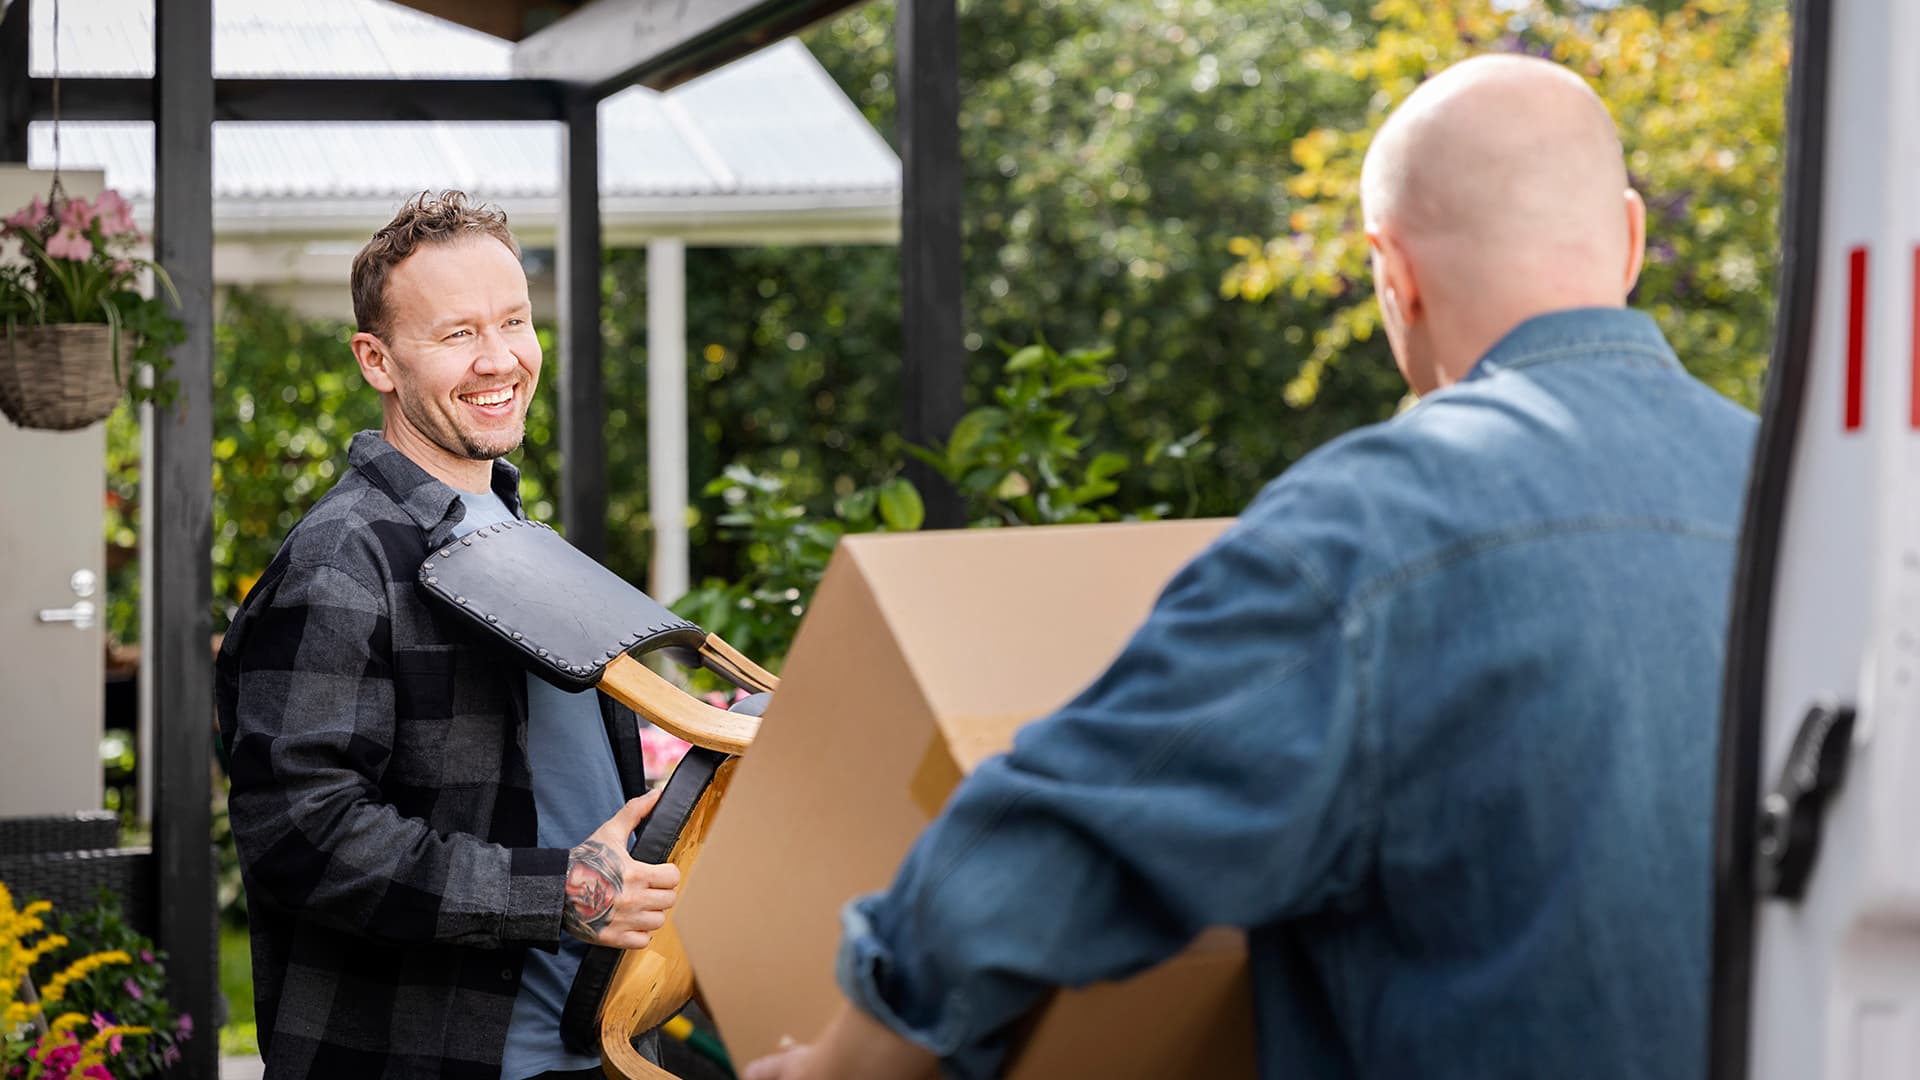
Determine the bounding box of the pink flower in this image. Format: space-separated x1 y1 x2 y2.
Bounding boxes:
45 224 93 261
640 724 692 778
122 976 143 1000
58 196 95 233
161 1046 181 1067
93 189 137 237
3 195 46 231
84 1064 113 1079
175 1012 193 1038
138 949 155 964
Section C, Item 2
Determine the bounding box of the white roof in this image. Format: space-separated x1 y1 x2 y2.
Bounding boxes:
23 0 901 246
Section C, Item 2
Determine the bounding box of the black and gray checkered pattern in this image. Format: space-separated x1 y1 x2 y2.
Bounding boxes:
216 431 651 1079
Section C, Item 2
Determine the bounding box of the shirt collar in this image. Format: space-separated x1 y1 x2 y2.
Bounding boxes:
346 431 525 542
1462 306 1681 384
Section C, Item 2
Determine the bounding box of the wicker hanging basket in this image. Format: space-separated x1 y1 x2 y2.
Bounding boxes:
0 323 133 431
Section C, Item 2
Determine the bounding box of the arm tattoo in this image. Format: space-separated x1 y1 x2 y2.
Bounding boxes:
563 839 623 943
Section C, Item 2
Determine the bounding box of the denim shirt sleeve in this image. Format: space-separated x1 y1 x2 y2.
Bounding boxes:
835 524 1379 1078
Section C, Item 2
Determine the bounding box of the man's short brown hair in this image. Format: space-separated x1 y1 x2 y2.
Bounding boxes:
351 190 521 337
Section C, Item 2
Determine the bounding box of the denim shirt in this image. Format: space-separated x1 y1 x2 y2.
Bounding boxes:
836 308 1758 1079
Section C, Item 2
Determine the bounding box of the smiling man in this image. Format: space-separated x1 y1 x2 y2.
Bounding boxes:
216 191 681 1080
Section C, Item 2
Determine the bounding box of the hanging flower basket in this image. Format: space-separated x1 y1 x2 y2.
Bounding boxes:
0 323 135 431
0 185 185 432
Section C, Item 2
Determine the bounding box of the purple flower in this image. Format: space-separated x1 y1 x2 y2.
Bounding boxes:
138 950 155 964
161 1045 181 1067
175 1012 193 1039
122 977 143 1001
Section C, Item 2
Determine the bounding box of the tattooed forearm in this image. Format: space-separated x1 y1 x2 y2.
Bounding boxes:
563 839 622 943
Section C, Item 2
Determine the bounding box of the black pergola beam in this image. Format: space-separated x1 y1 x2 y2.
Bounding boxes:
0 0 26 162
28 78 570 123
151 0 218 1076
558 93 607 560
512 0 858 95
897 0 965 529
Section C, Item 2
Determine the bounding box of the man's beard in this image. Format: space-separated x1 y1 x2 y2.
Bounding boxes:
397 384 524 461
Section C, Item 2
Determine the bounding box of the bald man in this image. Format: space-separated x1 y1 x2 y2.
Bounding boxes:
747 55 1756 1080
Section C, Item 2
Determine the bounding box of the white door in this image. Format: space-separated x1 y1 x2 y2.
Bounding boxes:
0 164 107 816
1723 0 1920 1076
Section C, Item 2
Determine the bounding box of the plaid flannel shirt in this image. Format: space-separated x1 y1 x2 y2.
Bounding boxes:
216 431 651 1079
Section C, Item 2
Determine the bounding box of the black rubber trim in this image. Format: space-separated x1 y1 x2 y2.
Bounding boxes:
1708 0 1832 1075
560 746 728 1054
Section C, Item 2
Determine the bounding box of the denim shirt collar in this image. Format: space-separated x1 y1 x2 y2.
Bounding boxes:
1462 306 1680 385
346 430 525 544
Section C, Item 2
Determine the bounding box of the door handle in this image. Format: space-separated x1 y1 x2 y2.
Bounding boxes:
37 600 96 631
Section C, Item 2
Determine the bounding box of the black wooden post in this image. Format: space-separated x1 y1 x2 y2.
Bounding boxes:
0 0 27 162
558 92 607 558
896 0 965 529
152 0 218 1074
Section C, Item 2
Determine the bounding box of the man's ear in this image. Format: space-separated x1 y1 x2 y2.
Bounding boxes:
1367 227 1421 329
351 332 396 394
1622 188 1648 296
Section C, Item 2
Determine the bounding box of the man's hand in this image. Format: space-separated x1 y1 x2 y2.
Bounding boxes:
742 1003 940 1080
563 790 682 949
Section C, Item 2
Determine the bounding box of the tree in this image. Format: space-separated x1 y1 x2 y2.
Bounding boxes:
1220 0 1789 410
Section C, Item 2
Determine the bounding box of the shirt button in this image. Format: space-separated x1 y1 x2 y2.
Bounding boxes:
500 967 514 981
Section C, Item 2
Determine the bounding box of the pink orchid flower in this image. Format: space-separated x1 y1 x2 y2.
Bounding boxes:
122 977 143 1000
58 195 95 233
175 1011 193 1038
3 195 46 231
94 189 137 237
45 224 94 261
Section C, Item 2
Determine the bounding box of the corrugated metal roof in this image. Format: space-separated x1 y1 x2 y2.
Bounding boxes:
25 0 899 206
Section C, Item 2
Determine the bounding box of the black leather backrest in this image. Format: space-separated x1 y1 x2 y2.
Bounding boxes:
419 519 708 692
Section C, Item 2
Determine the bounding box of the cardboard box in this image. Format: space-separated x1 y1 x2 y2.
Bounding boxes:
675 519 1256 1077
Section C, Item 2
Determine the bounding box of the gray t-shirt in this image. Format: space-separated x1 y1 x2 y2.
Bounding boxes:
452 490 628 1079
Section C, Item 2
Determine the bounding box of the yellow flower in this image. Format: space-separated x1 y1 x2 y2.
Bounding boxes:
80 1023 154 1068
41 949 132 1005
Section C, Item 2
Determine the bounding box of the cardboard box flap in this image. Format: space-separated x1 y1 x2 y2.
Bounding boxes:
843 519 1235 777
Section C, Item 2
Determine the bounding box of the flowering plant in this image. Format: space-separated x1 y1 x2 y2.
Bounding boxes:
0 186 185 407
1 884 191 1080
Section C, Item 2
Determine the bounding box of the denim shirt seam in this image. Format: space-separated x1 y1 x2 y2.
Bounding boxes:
1344 514 1741 614
1343 603 1387 859
1478 340 1677 376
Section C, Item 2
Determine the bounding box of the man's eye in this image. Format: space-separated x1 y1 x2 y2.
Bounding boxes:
445 329 471 340
505 318 525 327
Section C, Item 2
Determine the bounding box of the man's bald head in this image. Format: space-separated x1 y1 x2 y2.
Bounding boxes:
1359 55 1645 393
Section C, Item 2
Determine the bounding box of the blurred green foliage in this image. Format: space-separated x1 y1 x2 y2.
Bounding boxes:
101 0 1779 652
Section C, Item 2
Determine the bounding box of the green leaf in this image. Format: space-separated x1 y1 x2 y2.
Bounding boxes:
1086 452 1128 482
944 407 1005 466
838 487 878 523
877 478 926 532
1004 343 1051 372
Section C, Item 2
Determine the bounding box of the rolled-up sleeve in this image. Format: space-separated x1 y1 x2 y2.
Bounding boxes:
835 526 1379 1077
223 552 570 950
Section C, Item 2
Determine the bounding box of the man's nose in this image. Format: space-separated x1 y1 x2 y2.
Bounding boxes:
470 329 519 375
